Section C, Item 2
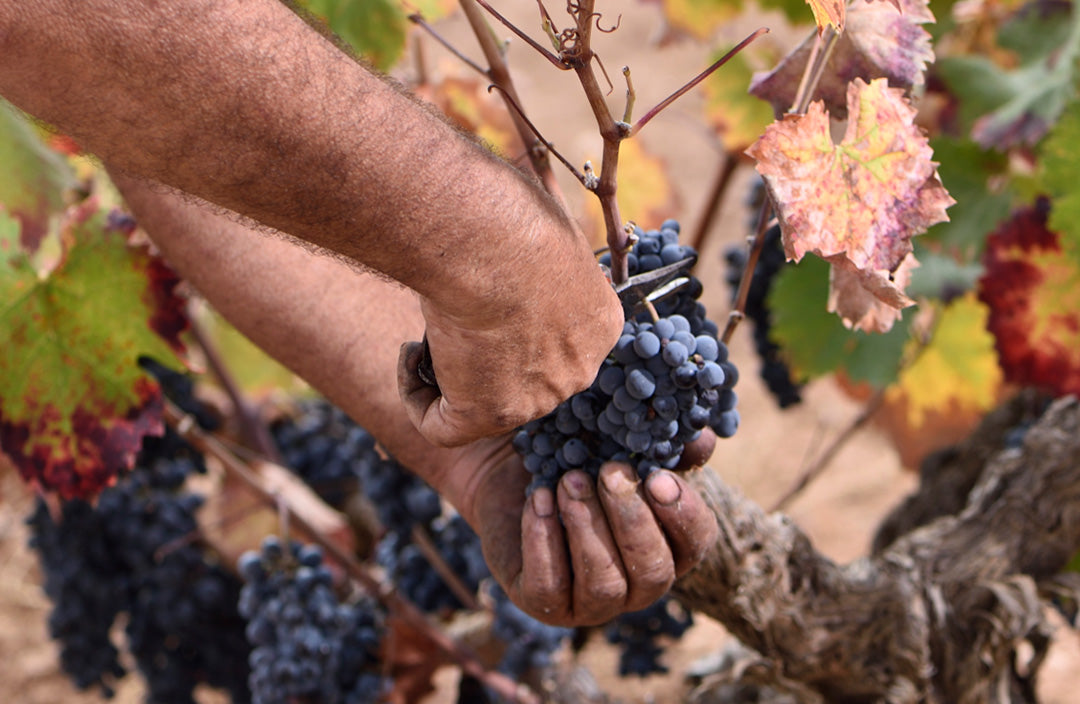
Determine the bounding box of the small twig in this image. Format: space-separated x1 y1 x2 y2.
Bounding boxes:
411 524 481 611
721 199 772 345
408 13 488 77
471 0 568 69
621 66 635 123
164 403 539 704
188 311 282 464
486 84 588 185
630 28 769 136
458 0 569 207
769 388 886 512
688 151 739 257
789 27 840 114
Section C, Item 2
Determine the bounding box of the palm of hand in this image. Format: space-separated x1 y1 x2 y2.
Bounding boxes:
449 436 719 627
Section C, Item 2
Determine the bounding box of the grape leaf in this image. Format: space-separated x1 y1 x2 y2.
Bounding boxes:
703 51 776 150
886 294 1002 427
978 199 1080 397
921 136 1012 256
0 102 77 250
769 255 911 387
300 0 406 71
0 206 188 498
806 0 845 32
938 6 1080 150
746 78 953 331
906 246 982 300
1038 101 1080 256
879 293 1003 466
750 0 935 119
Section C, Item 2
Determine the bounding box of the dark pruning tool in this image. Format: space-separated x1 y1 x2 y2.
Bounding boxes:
415 254 698 392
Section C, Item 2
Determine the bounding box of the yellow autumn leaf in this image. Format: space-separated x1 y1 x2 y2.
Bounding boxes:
886 294 1003 430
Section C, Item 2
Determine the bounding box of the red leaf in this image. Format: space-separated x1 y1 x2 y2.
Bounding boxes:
978 199 1080 396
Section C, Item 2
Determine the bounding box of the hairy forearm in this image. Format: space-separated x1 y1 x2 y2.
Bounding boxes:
0 0 592 317
110 174 470 490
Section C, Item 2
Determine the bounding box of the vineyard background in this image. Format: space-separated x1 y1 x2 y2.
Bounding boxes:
2 0 1079 702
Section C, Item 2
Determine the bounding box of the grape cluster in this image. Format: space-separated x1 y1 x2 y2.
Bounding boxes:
27 428 251 703
489 584 575 678
725 223 803 409
515 220 739 490
238 537 385 704
270 399 381 510
604 596 693 677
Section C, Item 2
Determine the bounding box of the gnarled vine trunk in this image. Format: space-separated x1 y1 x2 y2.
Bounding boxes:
675 394 1080 703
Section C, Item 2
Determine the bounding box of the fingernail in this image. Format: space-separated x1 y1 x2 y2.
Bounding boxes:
601 464 637 496
562 472 594 501
646 470 681 505
531 488 555 517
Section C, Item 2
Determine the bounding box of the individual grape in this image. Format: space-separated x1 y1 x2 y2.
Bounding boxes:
633 330 661 358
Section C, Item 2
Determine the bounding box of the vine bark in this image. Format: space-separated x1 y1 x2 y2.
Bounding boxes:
676 394 1080 703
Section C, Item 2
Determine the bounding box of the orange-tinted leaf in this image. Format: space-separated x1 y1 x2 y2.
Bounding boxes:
0 206 188 498
880 294 1003 467
978 200 1080 396
828 251 917 332
807 0 845 32
750 0 935 119
746 78 953 330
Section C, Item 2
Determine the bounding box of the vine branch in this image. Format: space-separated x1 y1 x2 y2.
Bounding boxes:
164 403 539 704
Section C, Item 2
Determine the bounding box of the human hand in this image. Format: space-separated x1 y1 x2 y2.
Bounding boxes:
442 435 719 627
397 266 623 447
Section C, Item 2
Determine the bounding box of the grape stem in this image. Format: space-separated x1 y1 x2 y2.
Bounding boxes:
721 198 773 345
407 12 488 77
187 309 283 464
411 524 481 611
163 402 540 704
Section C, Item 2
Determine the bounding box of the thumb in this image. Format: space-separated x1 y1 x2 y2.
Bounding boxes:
396 340 469 447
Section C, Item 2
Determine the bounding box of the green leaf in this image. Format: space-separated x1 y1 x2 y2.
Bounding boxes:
768 255 910 387
998 0 1074 64
0 207 188 498
907 247 983 300
301 0 406 71
922 136 1013 256
0 101 77 250
934 55 1023 131
1039 101 1080 257
936 8 1080 149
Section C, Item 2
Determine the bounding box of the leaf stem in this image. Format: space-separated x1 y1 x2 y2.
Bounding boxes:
630 28 770 137
789 26 839 115
407 12 488 77
471 0 568 69
721 199 772 345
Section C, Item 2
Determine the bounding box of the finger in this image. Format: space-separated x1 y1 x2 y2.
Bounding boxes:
596 463 674 611
557 470 627 625
677 428 716 470
515 487 574 625
396 341 471 447
644 469 718 577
